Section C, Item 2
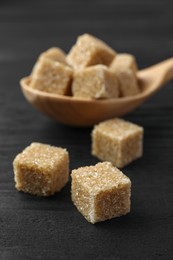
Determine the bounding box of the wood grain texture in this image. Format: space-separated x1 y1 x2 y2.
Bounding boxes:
0 0 173 259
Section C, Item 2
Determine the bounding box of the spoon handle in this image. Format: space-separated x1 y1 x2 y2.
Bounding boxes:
139 58 173 87
154 58 173 85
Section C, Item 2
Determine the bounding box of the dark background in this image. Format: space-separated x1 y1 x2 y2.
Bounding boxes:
0 0 173 259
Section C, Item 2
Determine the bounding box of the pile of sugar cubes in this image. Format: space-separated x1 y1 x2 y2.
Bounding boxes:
29 34 140 99
14 34 144 224
13 117 143 224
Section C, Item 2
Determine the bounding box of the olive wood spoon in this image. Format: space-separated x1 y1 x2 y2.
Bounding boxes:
20 58 173 126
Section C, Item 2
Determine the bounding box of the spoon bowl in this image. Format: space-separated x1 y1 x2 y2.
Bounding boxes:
20 58 173 126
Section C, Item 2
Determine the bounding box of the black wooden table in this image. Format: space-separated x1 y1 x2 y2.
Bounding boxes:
0 1 173 259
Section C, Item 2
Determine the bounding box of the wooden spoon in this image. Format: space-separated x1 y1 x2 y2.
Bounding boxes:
20 58 173 126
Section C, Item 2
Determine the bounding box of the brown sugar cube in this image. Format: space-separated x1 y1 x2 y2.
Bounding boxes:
110 54 140 97
72 65 119 99
13 142 69 196
92 118 143 168
39 47 67 64
111 53 138 73
71 161 131 224
67 34 116 69
30 58 73 95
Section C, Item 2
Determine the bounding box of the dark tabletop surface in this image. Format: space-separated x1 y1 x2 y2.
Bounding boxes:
0 0 173 259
